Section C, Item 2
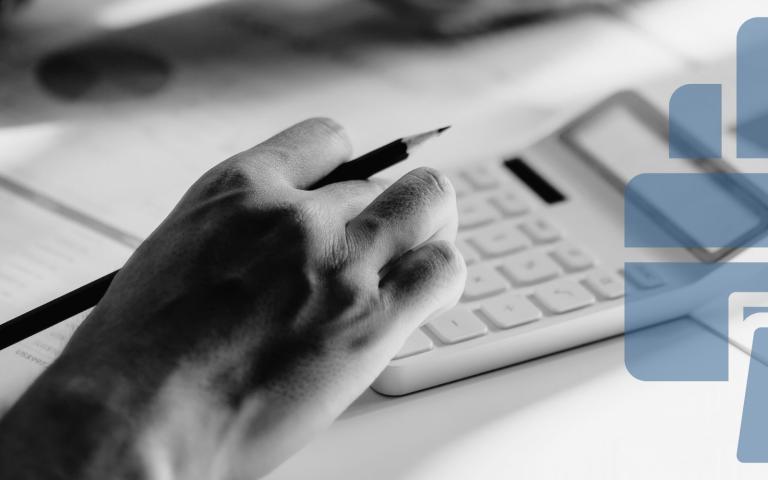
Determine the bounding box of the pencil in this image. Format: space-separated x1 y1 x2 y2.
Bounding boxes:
311 125 450 189
0 126 451 350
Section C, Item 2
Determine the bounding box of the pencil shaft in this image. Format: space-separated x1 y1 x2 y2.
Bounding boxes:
0 271 116 350
310 141 408 189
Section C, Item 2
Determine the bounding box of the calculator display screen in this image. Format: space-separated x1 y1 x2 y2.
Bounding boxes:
567 105 698 184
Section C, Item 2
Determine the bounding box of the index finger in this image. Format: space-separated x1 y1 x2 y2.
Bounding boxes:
238 117 353 189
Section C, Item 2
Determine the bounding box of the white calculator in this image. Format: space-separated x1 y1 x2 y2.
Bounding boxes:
372 91 728 396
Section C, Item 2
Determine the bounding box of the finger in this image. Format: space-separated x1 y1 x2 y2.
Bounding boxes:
346 167 458 271
236 117 353 189
379 240 466 323
310 178 390 220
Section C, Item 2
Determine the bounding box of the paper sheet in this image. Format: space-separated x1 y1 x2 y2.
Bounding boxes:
0 310 88 411
0 187 132 321
0 186 131 408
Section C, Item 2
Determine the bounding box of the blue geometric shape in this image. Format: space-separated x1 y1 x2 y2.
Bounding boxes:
737 17 768 158
669 84 722 159
743 307 768 320
624 314 728 381
625 173 768 249
738 328 768 462
625 263 768 382
625 16 768 464
624 262 729 381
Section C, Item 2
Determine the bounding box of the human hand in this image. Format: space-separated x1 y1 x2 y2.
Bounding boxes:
0 118 465 480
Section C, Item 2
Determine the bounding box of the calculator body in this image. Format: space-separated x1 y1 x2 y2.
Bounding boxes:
372 91 764 396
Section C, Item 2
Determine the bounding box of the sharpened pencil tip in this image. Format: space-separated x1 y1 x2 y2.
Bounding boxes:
403 125 452 151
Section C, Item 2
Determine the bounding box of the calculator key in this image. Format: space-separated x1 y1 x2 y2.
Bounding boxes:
469 222 529 258
584 269 625 300
461 166 500 190
520 218 561 244
458 198 498 230
489 192 529 217
550 244 594 272
534 280 595 314
479 294 542 329
427 307 488 344
625 265 665 289
394 329 434 359
463 265 508 301
499 254 560 286
456 239 481 265
450 175 472 197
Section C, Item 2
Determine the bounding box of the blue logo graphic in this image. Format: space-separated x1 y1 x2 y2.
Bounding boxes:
624 18 768 463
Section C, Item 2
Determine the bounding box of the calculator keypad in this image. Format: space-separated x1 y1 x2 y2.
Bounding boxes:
463 265 508 301
391 163 624 361
533 280 596 314
427 307 488 344
499 253 560 286
461 166 500 190
458 198 498 230
550 244 594 272
520 217 561 244
584 269 625 300
470 222 529 258
489 192 529 217
479 294 542 329
394 329 434 359
456 239 481 266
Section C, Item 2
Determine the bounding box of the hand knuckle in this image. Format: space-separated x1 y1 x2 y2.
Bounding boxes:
327 268 385 349
291 197 317 220
196 160 256 197
281 202 317 238
417 242 465 288
341 215 382 268
414 242 466 302
407 167 453 197
314 266 380 330
427 240 460 270
308 116 344 134
349 213 385 243
306 117 352 155
331 268 375 302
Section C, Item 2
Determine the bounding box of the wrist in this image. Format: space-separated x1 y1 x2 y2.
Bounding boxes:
0 355 148 479
0 346 252 480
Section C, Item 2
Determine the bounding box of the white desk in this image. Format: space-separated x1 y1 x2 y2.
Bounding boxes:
2 0 768 477
267 320 764 480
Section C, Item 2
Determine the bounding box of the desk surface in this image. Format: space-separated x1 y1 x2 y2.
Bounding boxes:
2 0 768 478
267 320 762 480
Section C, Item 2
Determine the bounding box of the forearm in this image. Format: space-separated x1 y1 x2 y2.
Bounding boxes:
0 353 150 479
0 311 226 480
0 324 314 480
